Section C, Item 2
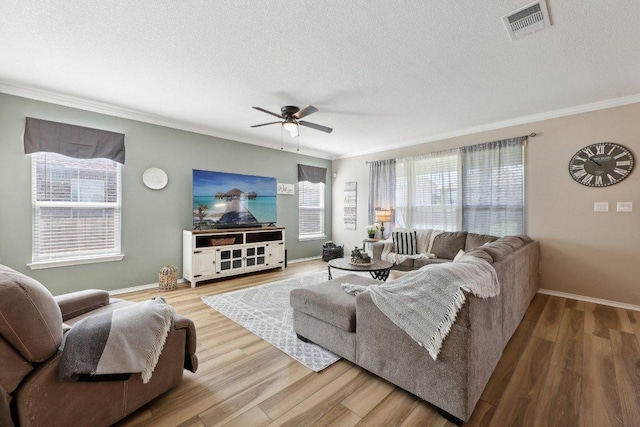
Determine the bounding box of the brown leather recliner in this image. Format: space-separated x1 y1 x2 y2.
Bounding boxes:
0 264 198 427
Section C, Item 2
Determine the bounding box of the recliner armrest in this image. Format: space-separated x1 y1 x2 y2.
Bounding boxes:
0 384 14 427
55 289 110 321
174 313 198 373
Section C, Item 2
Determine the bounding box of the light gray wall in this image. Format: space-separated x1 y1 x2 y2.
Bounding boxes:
0 93 331 295
332 102 640 306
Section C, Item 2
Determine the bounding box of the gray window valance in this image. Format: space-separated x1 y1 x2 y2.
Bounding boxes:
298 164 327 184
24 117 126 164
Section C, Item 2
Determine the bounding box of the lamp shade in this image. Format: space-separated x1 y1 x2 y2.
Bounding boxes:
375 209 392 223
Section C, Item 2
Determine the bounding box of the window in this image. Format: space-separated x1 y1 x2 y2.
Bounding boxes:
395 149 460 231
462 139 524 235
370 137 525 236
298 180 325 239
30 152 123 268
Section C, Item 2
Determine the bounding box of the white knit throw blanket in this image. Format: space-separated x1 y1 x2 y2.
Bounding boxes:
380 229 443 265
342 256 499 360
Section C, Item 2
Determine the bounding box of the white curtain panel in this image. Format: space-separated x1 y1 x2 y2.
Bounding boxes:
461 137 525 236
369 137 525 236
368 159 396 226
395 149 461 231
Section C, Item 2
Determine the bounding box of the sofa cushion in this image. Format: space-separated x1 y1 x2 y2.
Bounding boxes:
290 274 378 332
499 236 526 250
431 231 467 260
464 247 494 263
393 231 418 255
465 233 498 251
413 258 451 269
482 242 512 261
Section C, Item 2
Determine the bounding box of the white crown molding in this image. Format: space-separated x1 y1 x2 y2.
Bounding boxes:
3 81 639 162
337 93 640 160
538 288 640 312
0 82 331 160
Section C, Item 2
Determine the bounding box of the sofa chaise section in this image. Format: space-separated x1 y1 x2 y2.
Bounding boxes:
291 235 540 423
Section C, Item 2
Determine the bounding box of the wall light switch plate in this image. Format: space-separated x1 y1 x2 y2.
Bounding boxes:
594 202 609 212
617 202 633 212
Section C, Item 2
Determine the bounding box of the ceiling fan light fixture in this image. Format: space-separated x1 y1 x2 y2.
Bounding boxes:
282 118 297 132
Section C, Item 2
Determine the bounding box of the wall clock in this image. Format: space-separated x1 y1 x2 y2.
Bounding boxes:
568 142 634 187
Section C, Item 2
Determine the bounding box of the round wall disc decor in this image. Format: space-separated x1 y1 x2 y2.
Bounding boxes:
142 167 168 190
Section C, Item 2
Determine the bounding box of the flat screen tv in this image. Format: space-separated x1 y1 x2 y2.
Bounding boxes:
193 169 277 228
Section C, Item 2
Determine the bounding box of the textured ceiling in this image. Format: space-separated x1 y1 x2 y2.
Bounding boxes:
2 1 640 159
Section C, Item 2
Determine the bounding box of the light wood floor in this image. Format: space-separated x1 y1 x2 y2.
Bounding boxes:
113 260 640 427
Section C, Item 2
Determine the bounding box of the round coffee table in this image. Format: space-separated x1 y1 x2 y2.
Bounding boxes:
327 258 393 281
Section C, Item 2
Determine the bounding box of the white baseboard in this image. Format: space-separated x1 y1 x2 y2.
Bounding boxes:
108 257 321 295
288 255 322 264
109 279 188 296
538 288 640 312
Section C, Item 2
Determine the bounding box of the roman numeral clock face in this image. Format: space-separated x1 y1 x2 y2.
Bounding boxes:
569 143 634 187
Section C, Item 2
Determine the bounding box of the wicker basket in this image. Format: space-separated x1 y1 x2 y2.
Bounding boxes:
159 265 178 291
209 237 236 246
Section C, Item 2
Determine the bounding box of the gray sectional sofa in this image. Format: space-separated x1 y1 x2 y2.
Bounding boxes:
372 229 499 270
290 233 540 424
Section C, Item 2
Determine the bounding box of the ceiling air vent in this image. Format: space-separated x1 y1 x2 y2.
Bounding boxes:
502 0 551 40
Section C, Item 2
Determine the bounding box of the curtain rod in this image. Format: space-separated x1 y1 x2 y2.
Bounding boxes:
365 133 537 164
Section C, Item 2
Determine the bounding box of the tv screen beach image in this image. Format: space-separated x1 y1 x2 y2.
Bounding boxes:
193 170 277 226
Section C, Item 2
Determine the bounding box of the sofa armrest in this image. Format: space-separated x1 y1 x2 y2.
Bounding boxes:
372 241 393 261
55 289 110 321
174 313 198 373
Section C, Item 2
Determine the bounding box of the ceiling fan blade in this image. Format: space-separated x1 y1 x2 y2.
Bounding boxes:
293 105 318 119
252 107 283 119
250 121 282 128
299 120 333 133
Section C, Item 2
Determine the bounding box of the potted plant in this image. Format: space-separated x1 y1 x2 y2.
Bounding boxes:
365 223 381 238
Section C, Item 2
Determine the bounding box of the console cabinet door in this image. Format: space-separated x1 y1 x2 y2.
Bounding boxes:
245 244 268 271
193 250 217 278
268 242 285 268
216 247 245 275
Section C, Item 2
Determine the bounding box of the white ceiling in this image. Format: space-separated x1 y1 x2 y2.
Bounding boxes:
2 1 640 159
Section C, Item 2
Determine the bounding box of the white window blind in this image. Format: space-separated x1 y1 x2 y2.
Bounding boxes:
31 152 122 265
298 181 325 239
395 149 461 231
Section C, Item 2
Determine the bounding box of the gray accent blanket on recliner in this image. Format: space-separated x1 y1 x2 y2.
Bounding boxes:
290 234 540 423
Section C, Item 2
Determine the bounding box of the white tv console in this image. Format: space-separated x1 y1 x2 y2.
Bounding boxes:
182 227 285 287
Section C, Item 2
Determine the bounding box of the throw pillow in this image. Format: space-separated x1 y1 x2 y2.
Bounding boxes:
393 231 418 255
431 231 467 260
453 249 465 261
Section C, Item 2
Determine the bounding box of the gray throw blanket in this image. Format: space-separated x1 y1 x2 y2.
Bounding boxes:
342 256 499 360
59 297 175 383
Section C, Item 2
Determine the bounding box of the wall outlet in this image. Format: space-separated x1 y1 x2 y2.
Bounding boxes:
594 202 609 212
617 202 633 212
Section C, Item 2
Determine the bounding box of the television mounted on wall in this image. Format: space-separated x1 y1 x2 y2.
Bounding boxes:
193 169 277 228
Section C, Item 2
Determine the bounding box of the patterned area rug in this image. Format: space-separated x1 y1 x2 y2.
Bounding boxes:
201 269 365 372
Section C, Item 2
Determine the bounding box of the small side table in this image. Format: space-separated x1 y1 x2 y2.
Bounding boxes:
362 238 380 255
